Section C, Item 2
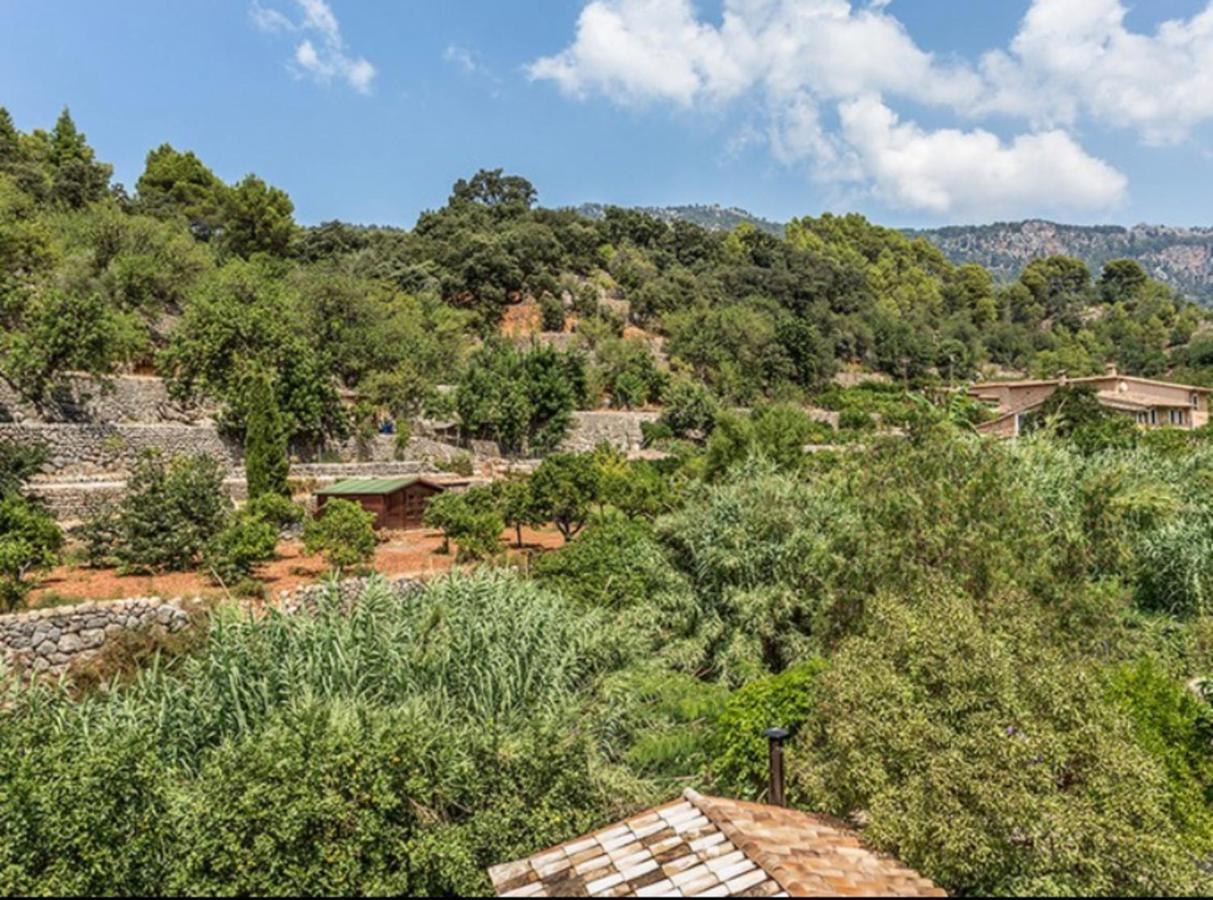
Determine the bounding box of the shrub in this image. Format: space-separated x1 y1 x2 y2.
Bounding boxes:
203 510 279 586
422 487 504 562
245 491 304 529
0 495 63 612
794 592 1206 896
659 378 718 438
534 514 684 610
304 498 377 574
709 659 827 799
107 452 231 571
837 407 874 431
1107 658 1213 851
538 292 565 332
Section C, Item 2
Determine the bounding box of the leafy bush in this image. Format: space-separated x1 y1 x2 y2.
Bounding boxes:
103 451 231 572
304 498 377 573
0 495 63 612
709 659 826 799
793 592 1207 896
422 487 504 562
203 509 278 586
538 292 565 332
534 514 685 610
659 378 718 438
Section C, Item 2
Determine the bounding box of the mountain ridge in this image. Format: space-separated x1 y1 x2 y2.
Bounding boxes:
576 203 1213 303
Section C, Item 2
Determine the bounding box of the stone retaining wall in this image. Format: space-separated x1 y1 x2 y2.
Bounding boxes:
0 575 424 678
0 597 192 677
0 374 210 424
0 423 241 476
277 575 422 615
561 410 661 452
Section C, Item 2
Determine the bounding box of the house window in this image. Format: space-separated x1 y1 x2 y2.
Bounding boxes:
1193 393 1200 409
1137 411 1149 425
1171 409 1186 426
1150 409 1158 426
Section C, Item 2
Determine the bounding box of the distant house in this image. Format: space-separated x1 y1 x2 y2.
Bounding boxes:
314 476 471 530
970 366 1212 438
488 788 945 898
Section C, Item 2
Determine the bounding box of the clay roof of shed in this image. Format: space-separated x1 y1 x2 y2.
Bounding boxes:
487 789 945 898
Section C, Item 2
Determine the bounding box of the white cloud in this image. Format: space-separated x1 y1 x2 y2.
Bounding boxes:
979 0 1213 145
251 0 375 94
444 44 480 75
837 95 1127 217
529 0 1213 217
528 0 981 109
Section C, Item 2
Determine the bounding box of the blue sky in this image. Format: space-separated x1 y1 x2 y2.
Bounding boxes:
2 0 1212 229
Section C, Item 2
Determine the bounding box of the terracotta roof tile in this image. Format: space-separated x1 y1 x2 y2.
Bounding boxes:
487 790 946 898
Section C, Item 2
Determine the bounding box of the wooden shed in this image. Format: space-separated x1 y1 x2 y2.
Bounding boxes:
314 477 467 531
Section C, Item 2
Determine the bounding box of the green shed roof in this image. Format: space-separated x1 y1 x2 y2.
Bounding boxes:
315 477 422 496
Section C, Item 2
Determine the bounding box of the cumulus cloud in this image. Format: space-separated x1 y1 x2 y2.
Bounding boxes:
527 0 1213 216
837 96 1127 217
251 0 375 94
979 0 1213 145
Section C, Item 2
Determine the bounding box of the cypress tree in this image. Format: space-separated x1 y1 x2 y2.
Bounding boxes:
244 370 290 501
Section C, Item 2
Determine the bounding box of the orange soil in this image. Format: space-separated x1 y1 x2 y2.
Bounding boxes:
30 525 567 607
500 301 542 337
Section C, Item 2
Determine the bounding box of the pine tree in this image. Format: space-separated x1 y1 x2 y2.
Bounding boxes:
244 370 290 501
0 108 20 165
47 107 112 208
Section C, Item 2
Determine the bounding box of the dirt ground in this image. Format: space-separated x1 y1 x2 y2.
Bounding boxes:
29 525 567 607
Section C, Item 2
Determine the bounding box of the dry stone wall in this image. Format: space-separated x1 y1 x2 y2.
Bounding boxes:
0 575 423 678
0 374 210 424
1 423 241 476
561 410 660 452
0 597 191 677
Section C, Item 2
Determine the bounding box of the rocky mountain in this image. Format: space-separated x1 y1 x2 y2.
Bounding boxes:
575 202 784 236
908 220 1213 304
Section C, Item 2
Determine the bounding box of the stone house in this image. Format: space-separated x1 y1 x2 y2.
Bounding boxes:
970 366 1211 438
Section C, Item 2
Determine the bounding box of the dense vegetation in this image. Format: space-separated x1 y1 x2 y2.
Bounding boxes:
5 107 1213 897
7 414 1213 895
4 106 1213 450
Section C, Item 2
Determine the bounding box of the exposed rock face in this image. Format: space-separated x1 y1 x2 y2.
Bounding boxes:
910 219 1213 303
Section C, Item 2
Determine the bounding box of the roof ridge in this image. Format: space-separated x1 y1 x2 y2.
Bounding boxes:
682 789 811 895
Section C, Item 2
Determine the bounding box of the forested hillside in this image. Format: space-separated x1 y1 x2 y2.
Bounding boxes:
911 220 1213 305
6 105 1213 898
6 105 1213 455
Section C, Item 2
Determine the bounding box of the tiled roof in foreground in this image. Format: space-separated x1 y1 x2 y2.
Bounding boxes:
488 788 945 898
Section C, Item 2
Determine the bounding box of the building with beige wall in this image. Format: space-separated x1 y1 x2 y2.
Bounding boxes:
971 366 1211 437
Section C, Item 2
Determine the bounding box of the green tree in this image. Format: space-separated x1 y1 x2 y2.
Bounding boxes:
134 143 227 236
530 453 599 542
108 452 232 571
47 108 112 209
493 474 544 548
0 495 62 611
304 498 377 574
219 174 295 258
243 370 290 502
